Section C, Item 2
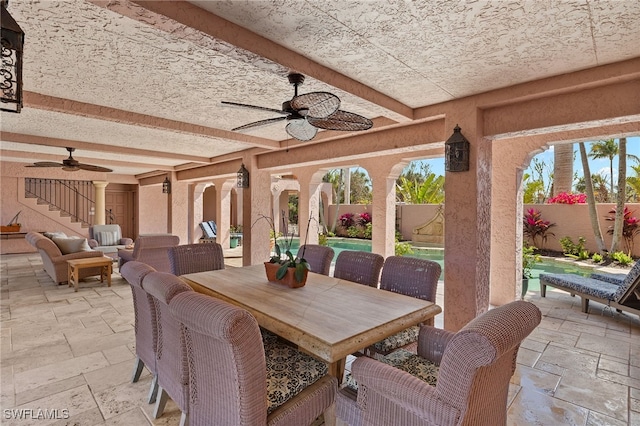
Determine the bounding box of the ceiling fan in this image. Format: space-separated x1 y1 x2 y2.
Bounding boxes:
26 147 113 172
222 73 373 141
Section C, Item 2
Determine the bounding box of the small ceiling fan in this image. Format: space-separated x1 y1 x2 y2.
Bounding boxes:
222 73 373 141
26 147 113 172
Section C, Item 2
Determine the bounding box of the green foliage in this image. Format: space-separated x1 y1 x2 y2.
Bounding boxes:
591 253 604 263
363 222 373 239
394 241 414 256
523 208 556 249
396 172 445 204
559 236 586 257
346 226 360 238
522 244 541 279
611 251 633 266
318 233 328 246
326 231 336 237
522 158 552 203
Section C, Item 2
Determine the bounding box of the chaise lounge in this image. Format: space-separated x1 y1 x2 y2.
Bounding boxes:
539 261 640 319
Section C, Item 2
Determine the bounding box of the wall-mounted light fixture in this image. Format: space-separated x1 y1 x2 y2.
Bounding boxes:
445 125 470 172
162 176 171 194
237 163 249 188
0 0 24 113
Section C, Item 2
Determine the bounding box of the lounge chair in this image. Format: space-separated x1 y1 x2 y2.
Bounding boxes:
198 220 217 242
539 261 640 319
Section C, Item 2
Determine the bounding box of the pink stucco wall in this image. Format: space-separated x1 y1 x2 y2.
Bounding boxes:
329 202 640 257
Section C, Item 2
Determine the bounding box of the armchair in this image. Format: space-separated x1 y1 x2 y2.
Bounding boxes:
88 224 133 255
337 300 542 426
118 234 180 272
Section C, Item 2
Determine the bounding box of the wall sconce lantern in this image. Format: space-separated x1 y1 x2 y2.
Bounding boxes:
162 176 171 194
1 0 24 113
445 125 470 172
237 163 249 188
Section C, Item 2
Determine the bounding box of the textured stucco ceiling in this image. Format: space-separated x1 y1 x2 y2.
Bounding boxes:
1 0 639 175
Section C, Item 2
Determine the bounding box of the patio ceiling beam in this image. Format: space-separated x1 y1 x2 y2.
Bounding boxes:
92 0 412 120
23 92 281 150
0 132 209 163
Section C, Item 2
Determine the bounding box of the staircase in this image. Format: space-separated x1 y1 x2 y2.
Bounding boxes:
23 178 114 227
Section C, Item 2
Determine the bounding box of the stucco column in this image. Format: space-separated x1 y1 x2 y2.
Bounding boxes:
343 167 351 204
214 178 233 248
92 181 108 225
442 113 491 331
168 174 189 244
192 183 209 243
296 169 322 246
242 158 272 266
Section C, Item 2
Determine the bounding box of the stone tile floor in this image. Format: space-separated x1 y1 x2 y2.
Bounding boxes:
1 251 639 425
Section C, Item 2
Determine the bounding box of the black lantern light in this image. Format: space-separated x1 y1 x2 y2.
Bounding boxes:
237 163 249 188
162 176 171 194
1 0 24 113
445 125 470 172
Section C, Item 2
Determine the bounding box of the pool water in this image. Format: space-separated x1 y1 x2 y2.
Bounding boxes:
282 237 594 292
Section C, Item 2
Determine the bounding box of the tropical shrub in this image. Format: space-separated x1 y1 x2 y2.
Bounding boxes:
357 212 372 226
611 251 633 266
395 241 414 256
523 208 556 249
559 236 586 257
591 253 603 263
339 213 356 228
346 226 360 238
547 192 587 204
363 222 373 239
605 206 640 254
522 243 541 279
318 233 328 246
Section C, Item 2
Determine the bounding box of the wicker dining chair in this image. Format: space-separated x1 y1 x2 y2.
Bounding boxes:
142 271 194 426
168 243 225 275
364 256 441 359
297 244 334 275
119 261 159 403
169 290 337 426
337 300 542 426
333 250 384 287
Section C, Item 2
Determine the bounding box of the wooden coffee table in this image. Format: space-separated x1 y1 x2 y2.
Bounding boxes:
67 256 113 292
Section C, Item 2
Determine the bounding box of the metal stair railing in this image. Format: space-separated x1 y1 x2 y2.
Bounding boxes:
24 178 114 227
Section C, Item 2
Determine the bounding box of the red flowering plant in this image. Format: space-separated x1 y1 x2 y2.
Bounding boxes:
547 192 587 204
606 206 640 254
339 212 355 228
523 208 556 249
357 212 372 226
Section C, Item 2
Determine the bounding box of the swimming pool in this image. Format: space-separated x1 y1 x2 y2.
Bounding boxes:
283 237 595 292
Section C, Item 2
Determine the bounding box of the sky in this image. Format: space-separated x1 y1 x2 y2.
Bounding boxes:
419 137 640 186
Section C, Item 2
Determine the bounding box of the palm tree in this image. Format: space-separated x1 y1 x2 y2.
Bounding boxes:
553 143 573 195
589 139 618 198
627 162 640 202
579 143 606 254
610 138 626 253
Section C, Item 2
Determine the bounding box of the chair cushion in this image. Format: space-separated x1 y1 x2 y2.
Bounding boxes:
98 231 119 246
264 339 329 414
52 237 92 254
344 349 439 392
44 231 67 239
370 325 419 353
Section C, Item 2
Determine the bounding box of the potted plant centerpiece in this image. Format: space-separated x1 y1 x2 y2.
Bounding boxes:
258 211 310 288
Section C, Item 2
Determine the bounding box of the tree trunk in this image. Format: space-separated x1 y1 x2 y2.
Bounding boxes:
553 143 573 195
610 138 626 253
579 143 607 253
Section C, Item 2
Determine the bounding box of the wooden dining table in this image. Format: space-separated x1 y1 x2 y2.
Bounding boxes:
181 263 442 382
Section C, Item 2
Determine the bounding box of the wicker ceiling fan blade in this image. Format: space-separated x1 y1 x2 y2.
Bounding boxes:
27 162 64 167
308 110 374 131
232 116 287 131
290 92 340 119
286 119 318 141
221 101 288 115
78 163 113 173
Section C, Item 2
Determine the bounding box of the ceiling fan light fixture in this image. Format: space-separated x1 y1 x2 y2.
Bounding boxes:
286 117 317 141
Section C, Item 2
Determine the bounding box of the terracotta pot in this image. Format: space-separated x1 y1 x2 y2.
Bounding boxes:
264 262 308 288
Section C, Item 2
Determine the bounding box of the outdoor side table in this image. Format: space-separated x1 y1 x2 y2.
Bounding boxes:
67 257 113 292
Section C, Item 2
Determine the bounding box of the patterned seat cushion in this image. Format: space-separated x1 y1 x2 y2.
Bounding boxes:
344 349 439 392
264 340 328 414
370 325 419 353
539 273 620 301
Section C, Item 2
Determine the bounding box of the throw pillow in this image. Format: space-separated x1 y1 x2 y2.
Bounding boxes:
44 231 67 240
52 237 92 254
98 231 118 246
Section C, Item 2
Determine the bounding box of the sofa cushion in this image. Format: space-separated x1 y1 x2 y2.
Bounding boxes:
44 231 67 239
52 237 92 254
98 231 119 246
